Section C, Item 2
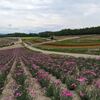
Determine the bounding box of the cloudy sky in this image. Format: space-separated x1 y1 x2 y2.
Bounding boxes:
0 0 100 33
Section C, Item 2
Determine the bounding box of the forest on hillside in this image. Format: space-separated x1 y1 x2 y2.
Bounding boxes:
0 26 100 37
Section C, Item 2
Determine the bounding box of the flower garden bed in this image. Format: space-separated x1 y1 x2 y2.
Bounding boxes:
0 47 100 100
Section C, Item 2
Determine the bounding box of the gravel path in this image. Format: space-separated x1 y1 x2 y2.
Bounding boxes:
24 43 100 59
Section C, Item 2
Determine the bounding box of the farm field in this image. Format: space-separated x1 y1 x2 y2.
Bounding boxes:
0 36 100 100
35 46 100 55
0 37 18 47
22 37 50 45
0 0 100 99
32 35 100 55
44 35 100 46
0 46 100 100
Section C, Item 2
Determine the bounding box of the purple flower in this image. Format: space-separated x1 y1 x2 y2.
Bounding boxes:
54 79 61 87
61 88 73 97
77 77 87 83
83 70 96 76
15 91 22 97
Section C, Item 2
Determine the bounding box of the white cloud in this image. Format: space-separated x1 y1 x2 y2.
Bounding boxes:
81 4 100 16
0 0 100 33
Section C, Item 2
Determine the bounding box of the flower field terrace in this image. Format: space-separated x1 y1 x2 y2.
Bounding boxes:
0 48 51 100
33 35 100 55
0 47 100 100
20 48 100 100
0 48 17 95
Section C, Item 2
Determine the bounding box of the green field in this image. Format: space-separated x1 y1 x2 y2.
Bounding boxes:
22 37 49 44
35 45 100 55
45 35 100 46
23 35 100 55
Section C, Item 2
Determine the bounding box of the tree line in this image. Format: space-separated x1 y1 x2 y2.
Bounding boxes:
38 26 100 37
0 26 100 37
0 33 38 37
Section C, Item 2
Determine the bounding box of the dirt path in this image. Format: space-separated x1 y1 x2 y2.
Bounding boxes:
24 43 100 59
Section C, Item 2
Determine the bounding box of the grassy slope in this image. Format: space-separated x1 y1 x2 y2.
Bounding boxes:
46 36 100 46
35 45 100 55
23 35 100 55
22 37 49 44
